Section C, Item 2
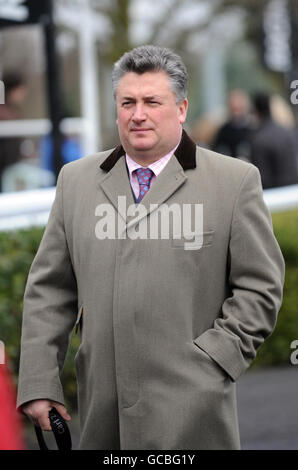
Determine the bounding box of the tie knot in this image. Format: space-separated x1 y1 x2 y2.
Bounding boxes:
134 168 154 186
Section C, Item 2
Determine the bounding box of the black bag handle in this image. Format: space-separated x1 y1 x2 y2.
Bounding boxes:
34 407 72 450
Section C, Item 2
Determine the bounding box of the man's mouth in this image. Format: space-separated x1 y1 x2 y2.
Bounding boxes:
130 128 152 132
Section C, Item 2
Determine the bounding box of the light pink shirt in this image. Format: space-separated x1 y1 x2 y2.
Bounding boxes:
125 145 179 200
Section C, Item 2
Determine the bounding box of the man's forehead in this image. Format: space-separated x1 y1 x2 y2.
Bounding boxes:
116 71 172 96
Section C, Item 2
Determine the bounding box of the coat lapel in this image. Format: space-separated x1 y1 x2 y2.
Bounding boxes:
98 157 135 222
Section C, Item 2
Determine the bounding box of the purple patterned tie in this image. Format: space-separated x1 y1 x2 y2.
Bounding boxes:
134 167 154 203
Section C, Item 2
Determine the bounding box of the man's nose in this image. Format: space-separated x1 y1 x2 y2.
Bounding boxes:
132 103 146 122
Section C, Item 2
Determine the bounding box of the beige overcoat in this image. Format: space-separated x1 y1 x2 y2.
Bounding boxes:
17 131 285 449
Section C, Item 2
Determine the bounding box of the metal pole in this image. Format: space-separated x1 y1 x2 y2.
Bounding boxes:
42 0 64 181
202 46 226 115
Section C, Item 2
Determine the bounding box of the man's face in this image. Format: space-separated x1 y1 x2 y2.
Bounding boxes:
116 71 188 161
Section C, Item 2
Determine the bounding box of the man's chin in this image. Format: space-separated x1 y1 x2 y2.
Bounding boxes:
129 138 156 153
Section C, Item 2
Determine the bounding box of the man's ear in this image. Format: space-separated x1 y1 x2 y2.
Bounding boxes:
178 99 188 124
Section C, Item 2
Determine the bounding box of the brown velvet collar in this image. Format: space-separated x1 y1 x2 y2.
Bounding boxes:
100 129 197 172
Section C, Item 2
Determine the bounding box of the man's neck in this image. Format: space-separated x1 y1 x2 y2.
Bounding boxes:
125 134 182 167
126 154 165 167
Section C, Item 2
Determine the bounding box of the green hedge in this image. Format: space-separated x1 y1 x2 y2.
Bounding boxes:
0 227 80 410
250 210 298 368
0 210 297 410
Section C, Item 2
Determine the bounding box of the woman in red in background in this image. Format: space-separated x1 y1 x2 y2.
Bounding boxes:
0 361 25 450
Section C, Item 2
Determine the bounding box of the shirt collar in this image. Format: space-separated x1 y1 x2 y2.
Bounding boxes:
125 144 179 178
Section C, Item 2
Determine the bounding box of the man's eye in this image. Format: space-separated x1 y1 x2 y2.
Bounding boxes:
122 101 133 107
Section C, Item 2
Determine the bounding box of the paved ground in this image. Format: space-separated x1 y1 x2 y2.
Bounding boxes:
24 365 298 450
237 365 298 449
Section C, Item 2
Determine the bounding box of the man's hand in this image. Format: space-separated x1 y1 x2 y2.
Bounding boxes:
22 399 71 431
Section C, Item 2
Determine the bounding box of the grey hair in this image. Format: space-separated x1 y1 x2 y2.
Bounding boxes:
112 45 188 103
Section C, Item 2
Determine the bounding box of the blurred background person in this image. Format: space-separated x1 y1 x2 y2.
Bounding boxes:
1 137 56 192
270 94 296 129
270 94 298 175
211 89 252 161
0 72 27 192
40 132 82 176
0 362 25 450
250 92 298 189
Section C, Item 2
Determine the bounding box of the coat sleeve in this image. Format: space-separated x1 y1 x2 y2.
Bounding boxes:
16 166 78 409
194 165 285 382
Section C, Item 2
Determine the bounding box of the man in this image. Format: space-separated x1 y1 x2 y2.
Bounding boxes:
17 45 284 450
251 92 298 189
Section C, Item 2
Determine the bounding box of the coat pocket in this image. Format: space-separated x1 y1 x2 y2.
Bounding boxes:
172 231 214 250
192 339 230 381
75 305 83 334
